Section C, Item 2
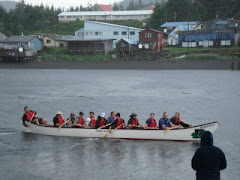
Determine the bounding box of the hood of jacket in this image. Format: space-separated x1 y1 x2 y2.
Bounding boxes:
200 131 213 147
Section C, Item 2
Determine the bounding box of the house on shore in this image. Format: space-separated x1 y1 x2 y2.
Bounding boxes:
168 25 193 46
139 29 164 51
0 32 7 47
41 34 74 47
75 21 143 48
58 10 153 22
160 21 201 34
115 38 138 57
67 39 113 55
3 35 42 51
178 19 240 48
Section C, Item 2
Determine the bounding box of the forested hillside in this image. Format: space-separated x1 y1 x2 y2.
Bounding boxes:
148 0 240 29
0 0 239 36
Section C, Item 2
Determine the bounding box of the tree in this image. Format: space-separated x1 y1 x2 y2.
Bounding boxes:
113 2 119 11
148 4 167 29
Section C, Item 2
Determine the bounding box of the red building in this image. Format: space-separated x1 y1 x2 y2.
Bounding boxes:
139 29 164 51
93 4 113 11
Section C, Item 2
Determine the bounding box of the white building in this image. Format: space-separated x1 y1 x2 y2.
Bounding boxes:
75 21 143 48
58 10 153 22
168 25 193 46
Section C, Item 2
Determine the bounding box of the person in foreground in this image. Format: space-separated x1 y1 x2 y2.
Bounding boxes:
74 112 87 128
22 107 47 127
191 131 227 180
53 110 64 127
144 113 157 129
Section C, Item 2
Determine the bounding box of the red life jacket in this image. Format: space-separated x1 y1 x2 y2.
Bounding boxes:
147 118 156 128
24 111 35 121
116 118 124 129
55 116 64 125
77 117 85 125
90 117 96 127
131 118 138 125
172 116 180 125
99 118 105 127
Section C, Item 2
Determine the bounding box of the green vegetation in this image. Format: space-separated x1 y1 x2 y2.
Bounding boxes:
42 54 111 61
42 47 111 61
182 54 232 60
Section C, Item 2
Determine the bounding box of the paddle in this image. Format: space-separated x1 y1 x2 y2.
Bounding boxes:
103 123 124 138
58 119 70 132
164 126 180 134
97 123 112 129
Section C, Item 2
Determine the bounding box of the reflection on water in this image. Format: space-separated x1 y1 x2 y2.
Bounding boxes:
0 69 239 179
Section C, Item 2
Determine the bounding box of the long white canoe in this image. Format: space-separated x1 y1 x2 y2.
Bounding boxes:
23 121 220 142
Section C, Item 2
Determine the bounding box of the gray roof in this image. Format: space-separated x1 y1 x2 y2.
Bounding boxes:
0 1 17 11
4 35 38 43
44 34 75 41
0 32 7 41
161 21 199 28
116 38 137 45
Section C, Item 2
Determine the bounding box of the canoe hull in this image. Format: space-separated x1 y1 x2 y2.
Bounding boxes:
23 121 220 142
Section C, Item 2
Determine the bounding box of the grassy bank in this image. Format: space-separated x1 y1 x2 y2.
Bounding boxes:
182 54 232 60
42 47 112 61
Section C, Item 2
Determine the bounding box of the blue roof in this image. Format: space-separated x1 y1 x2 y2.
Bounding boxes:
161 21 199 28
121 38 137 45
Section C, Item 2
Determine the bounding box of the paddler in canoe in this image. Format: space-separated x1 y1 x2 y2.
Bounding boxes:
170 112 193 128
127 112 143 129
22 107 47 127
144 113 158 129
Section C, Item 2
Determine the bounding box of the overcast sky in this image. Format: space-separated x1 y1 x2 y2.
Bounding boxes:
24 0 121 9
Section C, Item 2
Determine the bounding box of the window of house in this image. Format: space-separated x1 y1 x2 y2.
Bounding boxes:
95 32 99 35
86 31 89 36
208 41 213 46
113 31 119 35
226 40 231 45
122 31 127 35
46 39 51 43
99 32 102 36
145 33 152 38
130 31 135 35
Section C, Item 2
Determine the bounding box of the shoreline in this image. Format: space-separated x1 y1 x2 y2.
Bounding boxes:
0 59 239 70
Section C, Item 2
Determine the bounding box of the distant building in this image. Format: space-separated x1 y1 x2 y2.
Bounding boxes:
203 19 240 31
178 19 240 48
168 25 193 46
160 21 201 34
75 21 143 48
41 34 74 47
67 39 113 55
115 38 138 57
58 10 153 22
4 35 42 51
139 29 164 51
93 4 113 11
141 3 155 10
0 32 7 42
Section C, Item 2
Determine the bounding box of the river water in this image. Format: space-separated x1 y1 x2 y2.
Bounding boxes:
0 69 239 180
